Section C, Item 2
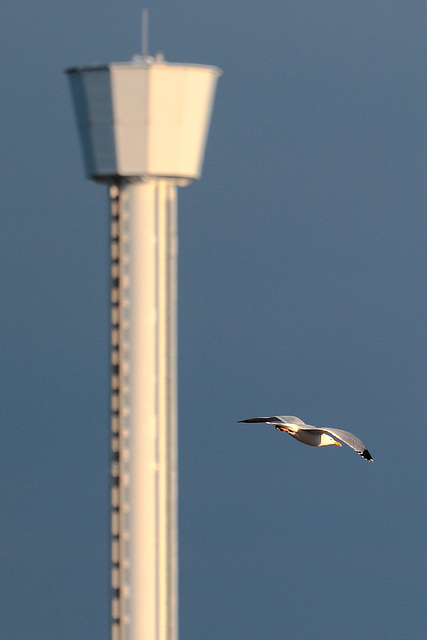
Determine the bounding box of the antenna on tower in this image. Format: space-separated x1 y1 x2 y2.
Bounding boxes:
142 8 149 58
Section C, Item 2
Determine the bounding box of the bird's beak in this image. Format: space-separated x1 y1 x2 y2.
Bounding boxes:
334 441 342 447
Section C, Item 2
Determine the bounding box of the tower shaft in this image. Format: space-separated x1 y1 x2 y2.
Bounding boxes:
66 53 220 640
110 180 178 640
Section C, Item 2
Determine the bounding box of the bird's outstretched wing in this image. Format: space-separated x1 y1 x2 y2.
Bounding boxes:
238 416 306 426
319 427 373 462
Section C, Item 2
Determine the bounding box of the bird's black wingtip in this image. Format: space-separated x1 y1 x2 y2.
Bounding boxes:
361 449 373 462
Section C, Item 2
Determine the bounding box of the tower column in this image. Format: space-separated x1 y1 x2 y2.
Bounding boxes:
111 180 178 640
66 53 221 640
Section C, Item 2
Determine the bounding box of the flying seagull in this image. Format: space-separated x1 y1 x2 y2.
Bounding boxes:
238 415 373 462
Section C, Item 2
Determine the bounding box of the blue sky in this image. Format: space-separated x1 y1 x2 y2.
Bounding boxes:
2 2 427 638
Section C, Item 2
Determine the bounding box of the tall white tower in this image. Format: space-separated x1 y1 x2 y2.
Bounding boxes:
66 53 221 640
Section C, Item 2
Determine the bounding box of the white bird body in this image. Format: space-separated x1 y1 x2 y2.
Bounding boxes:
238 415 373 462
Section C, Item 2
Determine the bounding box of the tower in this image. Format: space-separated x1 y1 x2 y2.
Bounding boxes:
66 52 221 640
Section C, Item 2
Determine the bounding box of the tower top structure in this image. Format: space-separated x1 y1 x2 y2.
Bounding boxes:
66 55 221 183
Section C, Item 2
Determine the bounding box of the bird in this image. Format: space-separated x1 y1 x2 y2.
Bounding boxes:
238 415 373 462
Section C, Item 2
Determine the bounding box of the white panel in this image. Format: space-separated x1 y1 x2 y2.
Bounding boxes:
110 67 149 175
147 66 219 178
175 68 219 177
146 67 183 174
